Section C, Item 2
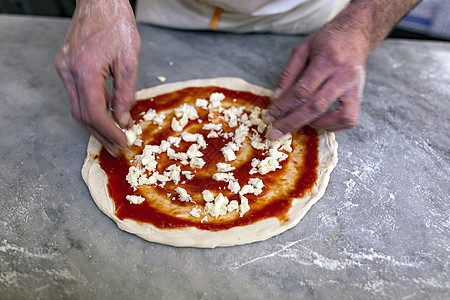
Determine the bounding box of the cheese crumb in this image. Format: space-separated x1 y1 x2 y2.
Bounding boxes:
189 206 202 218
221 142 239 162
228 180 241 194
123 124 142 146
239 195 250 216
212 172 235 182
195 98 208 110
182 170 194 180
202 123 222 131
164 164 182 185
143 109 157 121
126 195 145 204
204 193 229 218
207 131 219 138
227 200 239 213
175 187 192 202
202 190 215 202
216 162 235 172
190 157 206 169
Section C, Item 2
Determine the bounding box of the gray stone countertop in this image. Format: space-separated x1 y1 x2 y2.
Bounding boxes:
0 14 449 299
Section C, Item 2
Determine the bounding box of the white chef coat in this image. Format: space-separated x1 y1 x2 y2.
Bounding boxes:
136 0 349 34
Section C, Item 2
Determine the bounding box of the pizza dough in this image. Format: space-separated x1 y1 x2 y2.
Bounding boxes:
82 77 338 248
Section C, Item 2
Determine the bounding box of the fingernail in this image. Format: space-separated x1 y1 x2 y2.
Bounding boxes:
268 128 283 141
272 88 283 100
106 145 121 158
118 113 131 128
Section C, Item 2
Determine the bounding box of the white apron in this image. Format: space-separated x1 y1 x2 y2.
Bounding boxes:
136 0 349 34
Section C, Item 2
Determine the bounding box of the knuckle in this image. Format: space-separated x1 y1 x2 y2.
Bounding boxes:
279 68 293 83
326 50 343 66
54 56 65 72
296 82 314 98
308 99 329 115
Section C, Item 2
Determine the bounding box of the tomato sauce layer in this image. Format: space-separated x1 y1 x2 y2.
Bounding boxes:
99 86 319 231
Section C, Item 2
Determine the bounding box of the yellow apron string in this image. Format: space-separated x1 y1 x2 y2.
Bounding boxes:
209 7 223 30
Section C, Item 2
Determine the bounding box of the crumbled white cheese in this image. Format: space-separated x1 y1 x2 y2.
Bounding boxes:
143 109 157 121
204 193 229 218
186 144 203 159
207 131 219 138
190 157 206 169
202 123 222 131
155 173 170 185
181 132 198 142
233 124 249 145
181 132 207 149
201 216 208 223
223 106 244 128
123 124 142 146
182 170 194 180
138 174 157 186
239 184 255 196
212 172 235 182
227 200 239 213
248 177 264 195
167 148 188 164
249 106 262 125
210 92 225 102
167 136 181 147
139 153 158 173
175 103 198 119
153 113 166 126
164 164 182 185
221 142 239 162
257 156 281 175
202 190 215 202
126 166 141 189
171 103 199 132
216 162 235 172
228 180 241 194
143 109 166 126
195 98 208 110
126 195 146 204
250 131 266 150
175 187 192 202
189 206 202 218
171 118 183 132
159 140 171 152
239 195 250 216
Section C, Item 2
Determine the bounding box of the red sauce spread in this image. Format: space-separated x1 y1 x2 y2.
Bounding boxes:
99 86 318 231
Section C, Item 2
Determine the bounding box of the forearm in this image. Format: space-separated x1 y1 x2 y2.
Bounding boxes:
330 0 421 51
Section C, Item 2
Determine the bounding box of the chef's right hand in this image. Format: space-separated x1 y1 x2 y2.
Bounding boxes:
55 0 141 156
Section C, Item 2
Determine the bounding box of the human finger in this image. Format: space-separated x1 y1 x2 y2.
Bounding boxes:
75 69 128 148
86 124 122 157
265 52 334 124
111 55 139 129
273 42 309 100
55 57 83 122
266 74 349 140
309 80 362 131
